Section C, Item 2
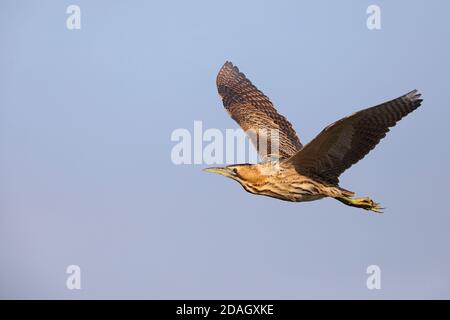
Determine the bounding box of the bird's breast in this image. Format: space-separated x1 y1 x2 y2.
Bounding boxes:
242 170 326 202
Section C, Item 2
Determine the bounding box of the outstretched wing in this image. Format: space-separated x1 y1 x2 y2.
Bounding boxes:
284 90 423 185
216 61 302 160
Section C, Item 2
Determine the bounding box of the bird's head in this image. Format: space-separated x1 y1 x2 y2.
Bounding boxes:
203 164 265 189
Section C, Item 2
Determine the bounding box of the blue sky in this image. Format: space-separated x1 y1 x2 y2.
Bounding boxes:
1 0 449 299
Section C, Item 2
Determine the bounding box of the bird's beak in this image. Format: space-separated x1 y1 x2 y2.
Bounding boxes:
203 167 234 178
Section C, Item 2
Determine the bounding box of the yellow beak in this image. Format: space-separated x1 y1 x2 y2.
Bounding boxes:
203 167 234 178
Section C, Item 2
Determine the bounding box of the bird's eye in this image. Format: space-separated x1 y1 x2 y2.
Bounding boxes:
232 168 238 175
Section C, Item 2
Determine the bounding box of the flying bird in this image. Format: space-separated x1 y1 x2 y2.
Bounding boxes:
204 61 422 213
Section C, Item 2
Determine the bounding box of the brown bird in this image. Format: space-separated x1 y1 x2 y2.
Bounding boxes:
204 61 422 213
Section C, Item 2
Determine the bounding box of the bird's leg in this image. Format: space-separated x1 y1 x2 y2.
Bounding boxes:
335 196 384 214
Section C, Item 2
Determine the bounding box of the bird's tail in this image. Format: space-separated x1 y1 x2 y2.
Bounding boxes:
335 196 383 214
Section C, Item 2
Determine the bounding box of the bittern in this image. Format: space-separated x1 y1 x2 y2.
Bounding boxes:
204 62 422 213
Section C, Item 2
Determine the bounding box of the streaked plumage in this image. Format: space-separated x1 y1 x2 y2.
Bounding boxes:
217 61 302 159
205 61 423 213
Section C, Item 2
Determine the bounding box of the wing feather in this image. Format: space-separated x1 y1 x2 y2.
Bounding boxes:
284 90 423 185
216 61 302 160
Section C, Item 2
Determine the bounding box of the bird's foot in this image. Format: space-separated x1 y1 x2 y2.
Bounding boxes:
336 196 384 214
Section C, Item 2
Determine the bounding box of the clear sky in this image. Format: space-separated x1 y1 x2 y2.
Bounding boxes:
1 0 449 299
